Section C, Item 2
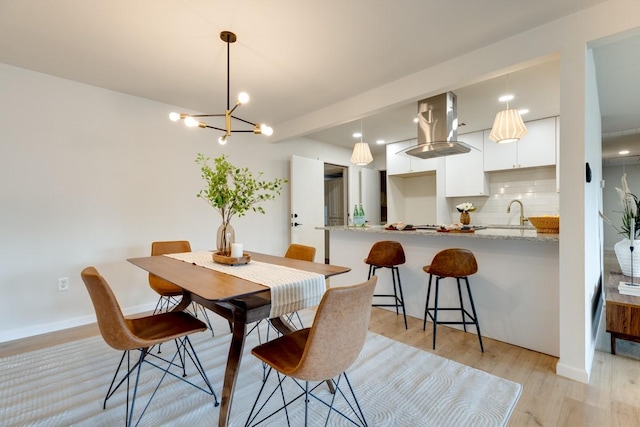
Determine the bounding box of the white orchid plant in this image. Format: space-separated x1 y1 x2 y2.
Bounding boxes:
614 173 640 240
456 202 476 213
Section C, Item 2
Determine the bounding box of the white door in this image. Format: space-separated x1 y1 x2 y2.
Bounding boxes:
290 155 324 263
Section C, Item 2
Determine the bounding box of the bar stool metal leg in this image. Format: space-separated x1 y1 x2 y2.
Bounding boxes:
393 266 408 329
424 274 484 352
432 278 440 350
370 265 407 329
390 267 399 316
423 274 434 331
456 278 467 333
464 277 484 352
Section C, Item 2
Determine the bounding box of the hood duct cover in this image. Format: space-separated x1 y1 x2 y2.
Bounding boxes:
402 92 473 159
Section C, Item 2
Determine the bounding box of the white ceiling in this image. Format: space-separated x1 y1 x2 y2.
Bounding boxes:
1 0 637 160
306 58 562 154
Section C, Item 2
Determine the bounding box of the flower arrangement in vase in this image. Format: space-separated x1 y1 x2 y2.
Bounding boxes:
456 202 476 225
602 173 640 277
196 153 287 256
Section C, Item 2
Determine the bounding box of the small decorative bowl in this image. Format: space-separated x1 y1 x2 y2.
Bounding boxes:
528 216 559 233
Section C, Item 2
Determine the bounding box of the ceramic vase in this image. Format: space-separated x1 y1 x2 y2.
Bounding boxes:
216 222 235 256
614 238 640 277
460 211 471 225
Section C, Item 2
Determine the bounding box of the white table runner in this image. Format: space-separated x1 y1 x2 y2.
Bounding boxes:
164 251 326 318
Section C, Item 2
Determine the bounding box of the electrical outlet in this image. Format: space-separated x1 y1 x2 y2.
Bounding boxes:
58 277 69 291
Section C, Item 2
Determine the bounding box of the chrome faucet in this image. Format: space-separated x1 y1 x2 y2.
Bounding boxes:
507 199 528 226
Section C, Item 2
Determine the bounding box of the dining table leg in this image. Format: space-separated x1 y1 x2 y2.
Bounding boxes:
218 304 248 427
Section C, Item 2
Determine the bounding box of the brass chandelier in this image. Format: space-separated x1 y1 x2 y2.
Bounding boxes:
169 31 273 145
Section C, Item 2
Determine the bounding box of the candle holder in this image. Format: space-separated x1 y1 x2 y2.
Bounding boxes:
212 252 251 266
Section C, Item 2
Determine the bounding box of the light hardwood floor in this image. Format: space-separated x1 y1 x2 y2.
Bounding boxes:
2 254 639 426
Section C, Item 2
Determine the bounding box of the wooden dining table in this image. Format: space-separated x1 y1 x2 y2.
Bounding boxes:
127 251 351 427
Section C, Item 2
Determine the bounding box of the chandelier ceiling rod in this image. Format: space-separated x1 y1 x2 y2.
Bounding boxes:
223 30 232 113
169 30 272 145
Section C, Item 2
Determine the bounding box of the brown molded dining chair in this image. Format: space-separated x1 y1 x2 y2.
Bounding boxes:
150 240 215 335
283 244 317 328
81 266 218 426
248 243 318 343
284 243 317 263
245 276 377 426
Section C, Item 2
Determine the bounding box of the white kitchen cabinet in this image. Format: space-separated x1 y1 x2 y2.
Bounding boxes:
445 131 489 197
483 129 516 171
483 117 557 171
386 139 438 176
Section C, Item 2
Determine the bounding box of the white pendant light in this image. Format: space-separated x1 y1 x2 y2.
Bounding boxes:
489 75 528 144
351 142 373 165
350 121 373 165
489 108 528 143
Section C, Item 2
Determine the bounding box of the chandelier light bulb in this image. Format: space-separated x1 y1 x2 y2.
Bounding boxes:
218 135 228 145
184 117 199 127
237 92 250 104
261 124 273 136
169 112 181 122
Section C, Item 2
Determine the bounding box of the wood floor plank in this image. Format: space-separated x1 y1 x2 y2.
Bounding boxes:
611 354 640 408
611 400 640 427
566 349 612 412
557 396 610 426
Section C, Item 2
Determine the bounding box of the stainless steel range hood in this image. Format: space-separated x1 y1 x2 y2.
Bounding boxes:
402 92 473 159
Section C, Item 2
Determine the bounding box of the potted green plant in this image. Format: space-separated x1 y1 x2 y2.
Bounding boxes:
195 153 287 256
604 173 640 276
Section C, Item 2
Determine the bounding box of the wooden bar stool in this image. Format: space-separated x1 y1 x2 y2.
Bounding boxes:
423 248 484 352
365 240 408 329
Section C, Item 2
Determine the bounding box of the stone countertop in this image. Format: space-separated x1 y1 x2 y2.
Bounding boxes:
318 225 559 243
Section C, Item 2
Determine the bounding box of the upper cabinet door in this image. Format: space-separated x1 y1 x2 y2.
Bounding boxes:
386 139 438 176
483 116 557 171
445 131 488 197
517 117 556 168
483 130 517 171
386 140 412 175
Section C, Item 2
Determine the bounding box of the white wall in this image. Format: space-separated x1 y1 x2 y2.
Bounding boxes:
582 48 605 379
449 167 559 226
359 168 381 225
386 174 438 225
0 63 354 341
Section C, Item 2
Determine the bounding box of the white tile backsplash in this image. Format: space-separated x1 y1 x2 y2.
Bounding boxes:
450 166 559 226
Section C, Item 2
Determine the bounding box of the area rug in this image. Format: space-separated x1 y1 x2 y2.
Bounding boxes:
0 312 521 426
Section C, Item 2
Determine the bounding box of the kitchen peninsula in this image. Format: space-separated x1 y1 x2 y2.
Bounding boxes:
322 225 559 356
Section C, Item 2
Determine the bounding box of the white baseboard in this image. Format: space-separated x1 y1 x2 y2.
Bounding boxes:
0 303 156 343
556 360 590 384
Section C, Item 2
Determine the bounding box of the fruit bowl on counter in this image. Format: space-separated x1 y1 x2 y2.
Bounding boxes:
528 216 559 233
